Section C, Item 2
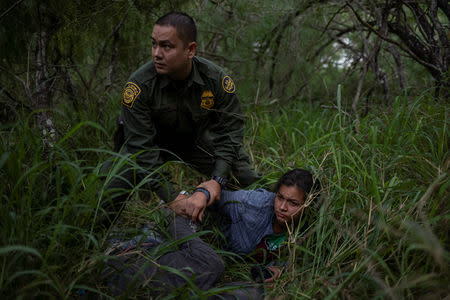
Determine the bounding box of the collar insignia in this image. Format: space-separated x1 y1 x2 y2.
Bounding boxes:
200 90 214 109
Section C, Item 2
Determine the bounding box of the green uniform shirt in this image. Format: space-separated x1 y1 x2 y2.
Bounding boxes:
120 56 245 201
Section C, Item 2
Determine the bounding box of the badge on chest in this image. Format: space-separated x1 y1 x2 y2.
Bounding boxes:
200 90 214 110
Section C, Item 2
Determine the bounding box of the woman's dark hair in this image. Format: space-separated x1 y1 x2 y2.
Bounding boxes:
156 12 197 46
274 168 321 201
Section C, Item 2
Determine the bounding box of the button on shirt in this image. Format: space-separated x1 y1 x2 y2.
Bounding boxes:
216 189 276 254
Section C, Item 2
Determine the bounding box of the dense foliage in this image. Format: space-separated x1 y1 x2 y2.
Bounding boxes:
0 0 448 298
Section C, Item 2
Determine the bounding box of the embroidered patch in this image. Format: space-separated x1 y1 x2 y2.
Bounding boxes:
122 82 141 108
200 90 214 109
222 75 236 94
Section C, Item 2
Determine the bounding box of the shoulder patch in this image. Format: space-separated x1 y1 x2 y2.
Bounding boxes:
200 90 214 110
122 82 141 108
222 75 236 94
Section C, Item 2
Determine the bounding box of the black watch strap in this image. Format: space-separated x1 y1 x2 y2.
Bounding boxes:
194 187 210 204
212 176 228 189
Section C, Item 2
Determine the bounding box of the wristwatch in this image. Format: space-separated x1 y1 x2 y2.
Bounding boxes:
194 187 210 204
211 176 228 189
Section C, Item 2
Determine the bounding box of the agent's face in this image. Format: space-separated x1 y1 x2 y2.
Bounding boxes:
151 25 196 80
274 185 305 227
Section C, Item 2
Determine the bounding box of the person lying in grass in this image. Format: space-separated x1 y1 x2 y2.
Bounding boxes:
101 168 320 297
102 213 224 297
172 168 321 281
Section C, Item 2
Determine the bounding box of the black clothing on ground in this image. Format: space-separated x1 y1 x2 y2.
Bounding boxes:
103 215 224 297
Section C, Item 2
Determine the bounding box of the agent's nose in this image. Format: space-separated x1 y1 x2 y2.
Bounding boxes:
153 46 162 60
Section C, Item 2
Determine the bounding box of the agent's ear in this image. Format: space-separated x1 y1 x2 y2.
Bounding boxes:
187 41 197 59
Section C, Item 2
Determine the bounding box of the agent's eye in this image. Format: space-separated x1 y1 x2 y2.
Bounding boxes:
160 43 173 50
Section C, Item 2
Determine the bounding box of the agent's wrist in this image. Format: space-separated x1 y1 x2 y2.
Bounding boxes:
211 176 228 189
194 187 210 204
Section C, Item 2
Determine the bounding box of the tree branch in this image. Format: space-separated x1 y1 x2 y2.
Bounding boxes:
0 0 25 21
401 1 433 44
386 44 406 91
87 13 128 90
346 1 441 74
311 25 357 61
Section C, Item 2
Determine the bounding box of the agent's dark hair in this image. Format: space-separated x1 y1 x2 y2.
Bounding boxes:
156 12 197 46
274 169 321 201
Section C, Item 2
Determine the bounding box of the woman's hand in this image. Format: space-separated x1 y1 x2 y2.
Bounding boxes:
264 266 282 284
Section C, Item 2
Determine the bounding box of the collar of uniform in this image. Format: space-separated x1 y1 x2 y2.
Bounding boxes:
190 57 205 87
159 74 171 89
158 58 205 90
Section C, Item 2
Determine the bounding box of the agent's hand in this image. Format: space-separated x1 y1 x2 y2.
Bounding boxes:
169 193 189 217
170 179 222 222
185 191 208 223
185 179 221 222
197 179 221 204
170 191 208 222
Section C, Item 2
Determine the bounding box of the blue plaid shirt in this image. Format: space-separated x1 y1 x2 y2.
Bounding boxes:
215 189 275 254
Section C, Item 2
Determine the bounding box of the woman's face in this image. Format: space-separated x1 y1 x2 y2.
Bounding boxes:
273 184 305 227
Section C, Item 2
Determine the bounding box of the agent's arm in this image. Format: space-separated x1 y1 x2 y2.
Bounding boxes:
121 80 176 202
170 179 221 222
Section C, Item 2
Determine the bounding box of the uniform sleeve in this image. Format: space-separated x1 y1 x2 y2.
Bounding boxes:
209 74 245 178
120 80 176 202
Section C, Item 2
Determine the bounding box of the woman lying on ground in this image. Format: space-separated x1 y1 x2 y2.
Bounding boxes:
173 168 321 281
101 168 320 298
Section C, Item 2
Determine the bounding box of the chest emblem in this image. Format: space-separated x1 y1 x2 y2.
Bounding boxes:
200 90 214 110
122 82 141 108
222 75 236 94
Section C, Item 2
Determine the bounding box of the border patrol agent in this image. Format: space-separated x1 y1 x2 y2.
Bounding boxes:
107 12 260 223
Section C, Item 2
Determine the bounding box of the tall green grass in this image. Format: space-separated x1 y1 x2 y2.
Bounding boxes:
0 91 448 298
246 93 448 299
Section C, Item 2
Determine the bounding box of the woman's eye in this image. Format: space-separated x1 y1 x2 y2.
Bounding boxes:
289 200 300 206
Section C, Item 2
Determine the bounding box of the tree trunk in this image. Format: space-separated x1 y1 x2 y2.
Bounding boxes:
34 29 56 147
